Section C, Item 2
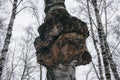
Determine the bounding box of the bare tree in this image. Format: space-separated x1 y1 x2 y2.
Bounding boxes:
91 0 120 80
0 0 18 79
0 0 29 79
75 0 120 80
18 26 40 80
5 44 18 80
86 0 104 80
28 1 43 79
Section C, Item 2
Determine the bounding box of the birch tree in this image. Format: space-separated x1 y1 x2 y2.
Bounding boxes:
34 0 92 80
75 0 120 79
0 0 25 79
0 0 18 78
86 0 104 80
91 0 120 80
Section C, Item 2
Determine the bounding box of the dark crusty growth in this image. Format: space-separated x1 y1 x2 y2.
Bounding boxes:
34 9 91 68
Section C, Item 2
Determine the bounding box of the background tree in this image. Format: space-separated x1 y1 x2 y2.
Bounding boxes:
0 0 20 79
91 0 120 80
0 0 32 79
19 26 39 80
86 0 104 79
76 0 120 80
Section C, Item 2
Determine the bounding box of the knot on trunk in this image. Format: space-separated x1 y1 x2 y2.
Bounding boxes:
34 9 91 68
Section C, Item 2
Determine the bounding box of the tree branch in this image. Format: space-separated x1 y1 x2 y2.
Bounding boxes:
16 6 35 15
9 0 13 5
107 10 117 21
29 0 40 26
111 41 120 54
92 60 100 80
17 0 23 8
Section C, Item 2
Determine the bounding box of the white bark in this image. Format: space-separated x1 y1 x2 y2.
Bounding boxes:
91 0 111 80
91 0 120 80
0 0 18 79
86 0 104 80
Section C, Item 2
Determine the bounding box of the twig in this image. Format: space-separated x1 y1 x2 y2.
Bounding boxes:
107 10 117 21
29 0 41 26
9 0 13 5
92 60 101 80
91 18 98 29
111 41 120 54
17 0 23 8
16 6 35 15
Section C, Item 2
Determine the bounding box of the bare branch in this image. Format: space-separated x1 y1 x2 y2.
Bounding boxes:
86 67 92 80
107 23 120 35
29 0 41 26
16 6 35 15
91 18 98 29
17 0 23 8
92 60 100 80
9 0 13 5
107 10 117 21
111 41 120 54
98 0 103 8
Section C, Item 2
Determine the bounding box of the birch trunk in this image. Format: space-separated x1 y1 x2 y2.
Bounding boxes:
34 0 91 80
47 62 76 80
0 0 18 79
41 1 76 80
91 0 120 80
92 0 111 79
86 0 104 80
106 45 120 80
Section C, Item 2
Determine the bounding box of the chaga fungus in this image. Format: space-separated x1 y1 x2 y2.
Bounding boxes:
34 8 92 68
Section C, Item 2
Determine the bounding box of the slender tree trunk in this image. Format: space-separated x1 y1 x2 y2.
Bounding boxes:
20 65 26 80
0 0 18 79
91 0 120 80
106 45 120 80
34 0 91 80
91 0 111 80
92 0 111 80
86 0 104 80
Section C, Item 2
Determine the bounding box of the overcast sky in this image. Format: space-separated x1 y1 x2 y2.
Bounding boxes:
1 0 120 80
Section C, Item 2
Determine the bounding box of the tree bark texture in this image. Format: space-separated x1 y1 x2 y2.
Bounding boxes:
46 62 76 80
86 0 104 80
34 0 92 80
0 0 18 79
91 0 120 80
